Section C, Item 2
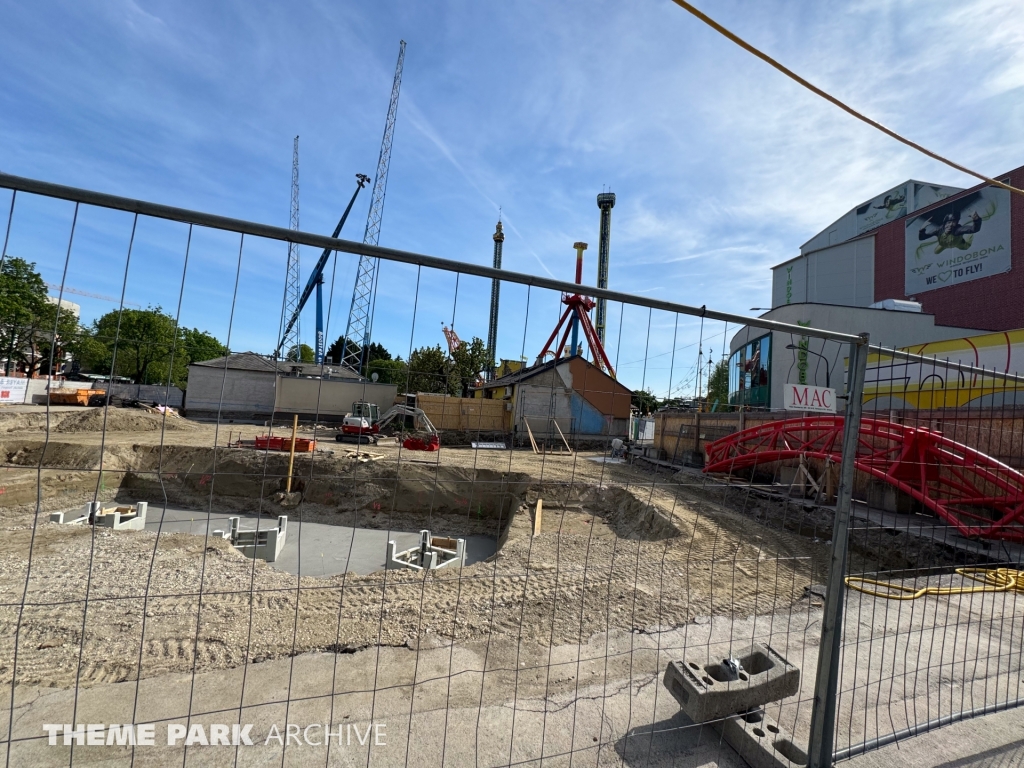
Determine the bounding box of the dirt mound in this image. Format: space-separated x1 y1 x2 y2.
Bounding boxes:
55 408 202 434
0 411 65 433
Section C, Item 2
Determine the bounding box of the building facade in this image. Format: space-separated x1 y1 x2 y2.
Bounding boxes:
771 165 1023 331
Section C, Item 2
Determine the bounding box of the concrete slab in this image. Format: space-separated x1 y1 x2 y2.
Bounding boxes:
135 506 496 576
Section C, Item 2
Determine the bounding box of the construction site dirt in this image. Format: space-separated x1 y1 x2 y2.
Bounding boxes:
0 406 975 696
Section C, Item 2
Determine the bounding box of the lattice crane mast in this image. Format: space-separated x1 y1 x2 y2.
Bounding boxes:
340 40 407 372
278 136 302 360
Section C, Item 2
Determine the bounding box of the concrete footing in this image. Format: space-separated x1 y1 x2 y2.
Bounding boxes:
387 529 466 571
49 501 148 530
214 516 287 563
663 642 799 723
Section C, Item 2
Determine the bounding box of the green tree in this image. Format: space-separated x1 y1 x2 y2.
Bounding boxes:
706 359 729 410
179 328 227 369
325 335 359 367
0 258 87 377
406 345 449 394
449 336 489 397
92 307 177 384
286 343 315 363
325 336 392 374
90 308 226 386
366 357 408 388
631 388 658 415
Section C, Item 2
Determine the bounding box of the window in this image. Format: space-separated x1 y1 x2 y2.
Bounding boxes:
729 334 771 409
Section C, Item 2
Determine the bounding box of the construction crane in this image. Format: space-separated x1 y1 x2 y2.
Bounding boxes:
341 40 407 372
442 323 462 356
278 136 302 361
273 173 370 361
44 283 141 308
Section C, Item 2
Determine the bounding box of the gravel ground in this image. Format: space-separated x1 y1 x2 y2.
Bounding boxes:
0 406 828 690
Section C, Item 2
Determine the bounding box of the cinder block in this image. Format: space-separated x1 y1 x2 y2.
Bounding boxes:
714 708 808 768
662 643 799 723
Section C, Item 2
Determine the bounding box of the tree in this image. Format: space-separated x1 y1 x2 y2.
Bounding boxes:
706 359 729 410
324 337 393 373
90 307 226 386
179 328 227 370
325 335 359 367
631 388 658 415
366 357 408 387
406 345 449 394
0 258 87 377
286 343 315 363
92 307 177 384
449 336 489 397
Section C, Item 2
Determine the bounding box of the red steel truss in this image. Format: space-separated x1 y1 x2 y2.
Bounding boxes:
703 416 1024 543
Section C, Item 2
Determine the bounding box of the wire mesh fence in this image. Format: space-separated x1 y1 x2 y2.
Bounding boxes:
0 172 1020 767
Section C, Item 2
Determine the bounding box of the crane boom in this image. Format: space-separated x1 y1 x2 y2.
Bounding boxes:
341 40 406 374
44 283 141 308
274 173 369 359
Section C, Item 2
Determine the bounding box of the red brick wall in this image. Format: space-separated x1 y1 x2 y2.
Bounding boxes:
873 164 1024 331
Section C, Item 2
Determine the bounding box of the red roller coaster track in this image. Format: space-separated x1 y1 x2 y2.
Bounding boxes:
704 416 1024 543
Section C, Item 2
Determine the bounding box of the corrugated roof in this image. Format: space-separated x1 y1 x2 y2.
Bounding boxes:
191 352 366 380
190 352 280 373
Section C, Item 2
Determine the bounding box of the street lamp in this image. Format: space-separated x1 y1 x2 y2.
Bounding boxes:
786 344 831 389
749 307 771 312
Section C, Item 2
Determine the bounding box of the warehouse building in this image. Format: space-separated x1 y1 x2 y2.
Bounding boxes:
185 352 396 422
730 161 1024 408
473 355 632 439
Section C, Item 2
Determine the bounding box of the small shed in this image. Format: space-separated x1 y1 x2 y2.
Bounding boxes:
473 355 632 439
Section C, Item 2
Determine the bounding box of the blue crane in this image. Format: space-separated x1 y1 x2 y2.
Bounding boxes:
274 173 370 361
341 40 406 373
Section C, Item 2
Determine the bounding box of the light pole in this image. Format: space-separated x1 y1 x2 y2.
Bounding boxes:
786 343 831 388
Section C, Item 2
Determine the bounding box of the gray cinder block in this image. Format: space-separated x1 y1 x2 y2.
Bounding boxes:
662 643 799 723
714 708 808 768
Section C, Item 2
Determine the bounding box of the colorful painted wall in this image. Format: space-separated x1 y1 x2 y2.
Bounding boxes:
863 329 1024 409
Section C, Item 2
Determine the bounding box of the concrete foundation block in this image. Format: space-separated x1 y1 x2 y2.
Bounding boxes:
662 643 799 723
713 708 808 768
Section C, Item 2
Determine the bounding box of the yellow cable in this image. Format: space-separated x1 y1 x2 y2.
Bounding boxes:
668 0 1024 198
845 569 1022 600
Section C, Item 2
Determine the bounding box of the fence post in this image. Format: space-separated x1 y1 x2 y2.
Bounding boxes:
807 332 869 768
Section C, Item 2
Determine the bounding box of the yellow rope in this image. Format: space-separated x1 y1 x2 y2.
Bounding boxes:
669 0 1024 198
845 569 1023 600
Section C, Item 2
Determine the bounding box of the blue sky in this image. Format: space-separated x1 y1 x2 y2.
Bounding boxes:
1 0 1022 396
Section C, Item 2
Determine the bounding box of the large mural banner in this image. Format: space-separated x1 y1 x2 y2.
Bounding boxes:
905 187 1011 295
856 183 908 235
861 329 1024 409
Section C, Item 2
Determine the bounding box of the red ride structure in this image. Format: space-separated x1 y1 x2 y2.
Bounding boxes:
535 242 616 377
704 416 1024 543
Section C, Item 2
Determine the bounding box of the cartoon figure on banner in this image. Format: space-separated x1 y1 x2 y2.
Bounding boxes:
915 191 997 259
873 191 907 219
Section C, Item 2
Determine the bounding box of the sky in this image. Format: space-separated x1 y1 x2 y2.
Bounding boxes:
1 0 1023 397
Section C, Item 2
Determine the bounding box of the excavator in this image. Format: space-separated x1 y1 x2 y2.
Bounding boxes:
336 401 439 451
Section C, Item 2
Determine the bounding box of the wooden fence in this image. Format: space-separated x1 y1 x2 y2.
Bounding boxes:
416 393 507 432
